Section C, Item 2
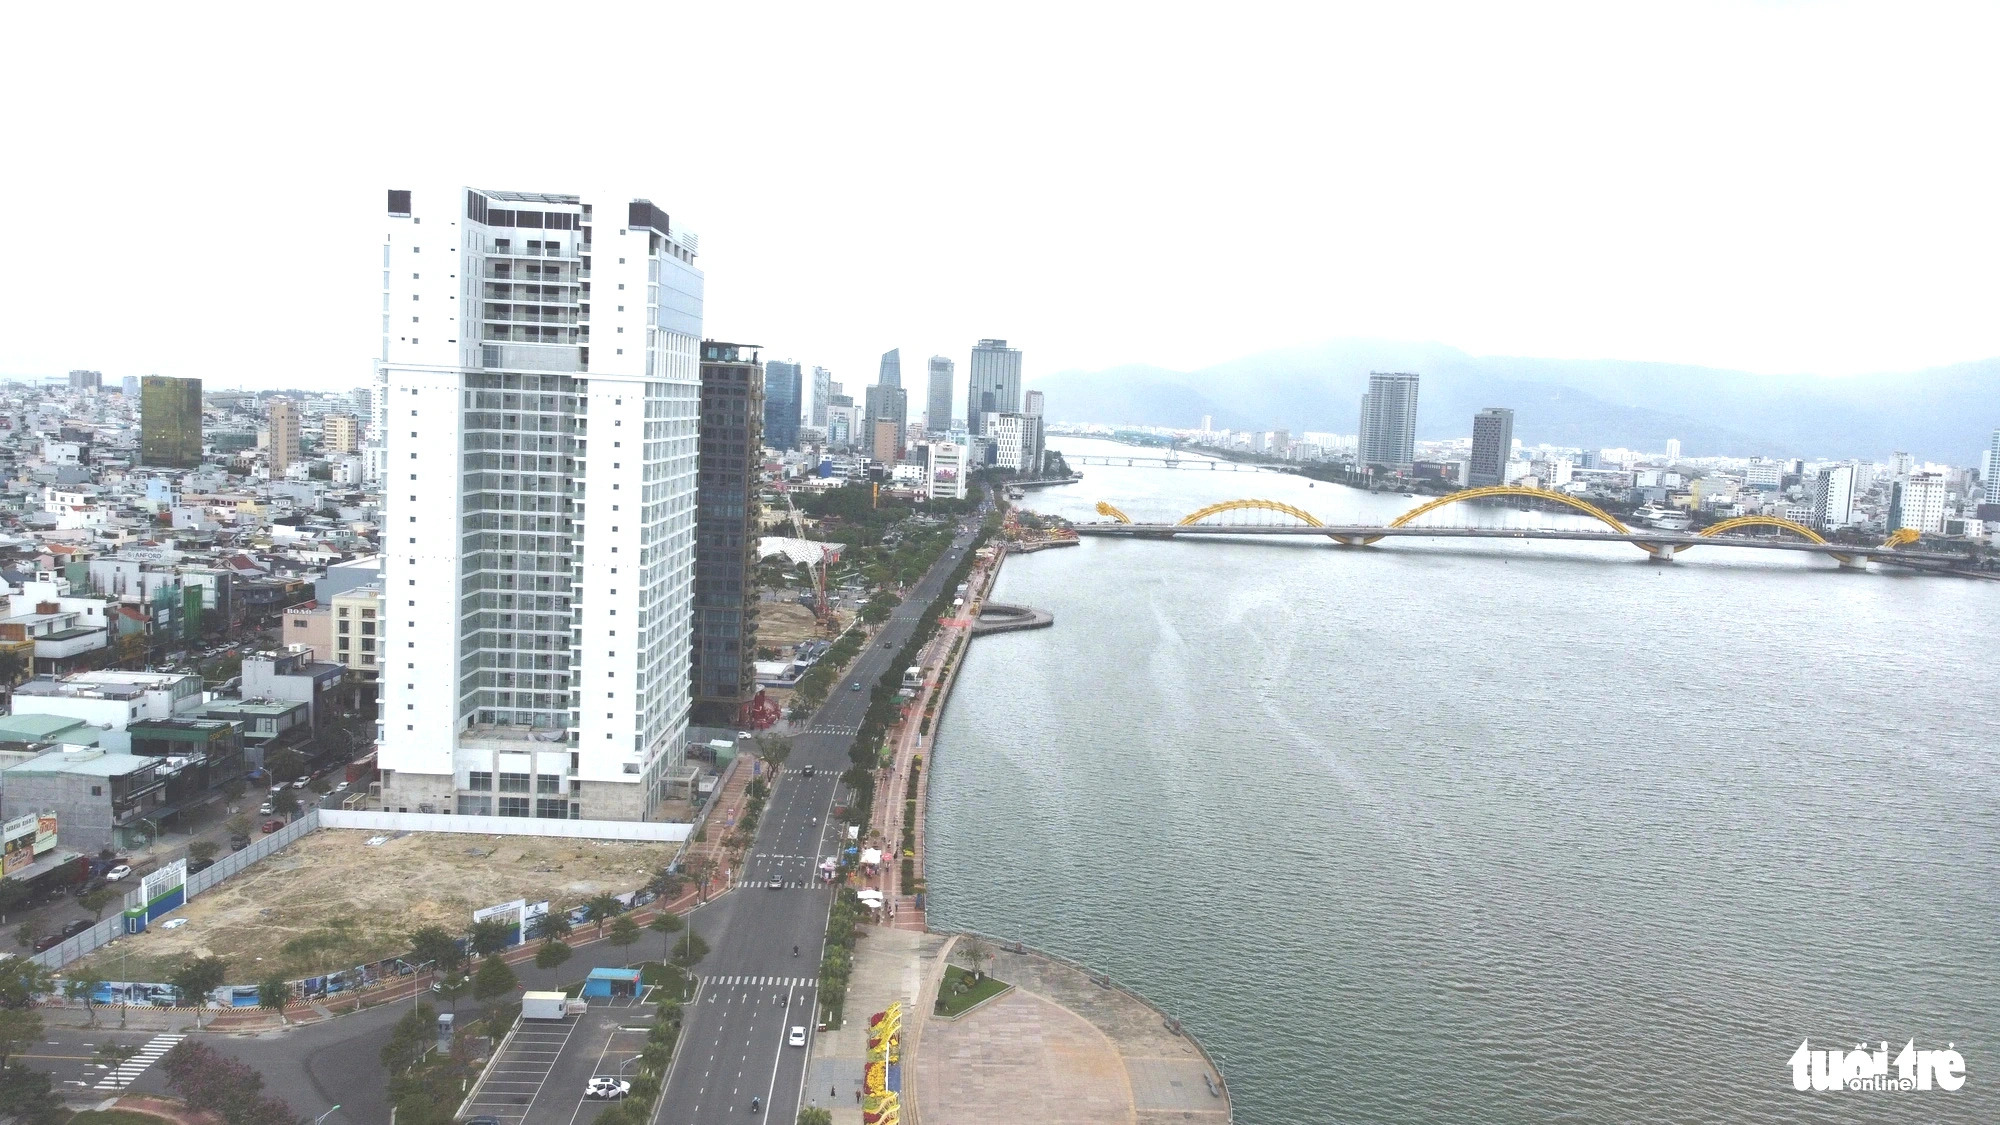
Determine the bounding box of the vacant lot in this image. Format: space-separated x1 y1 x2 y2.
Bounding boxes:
760 599 846 651
75 830 671 982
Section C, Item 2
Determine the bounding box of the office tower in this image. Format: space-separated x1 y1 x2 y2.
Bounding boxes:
810 366 832 427
764 360 802 450
1665 437 1682 463
926 356 955 434
1357 371 1420 470
122 376 141 398
879 349 902 388
1468 407 1514 487
967 339 1022 436
1984 429 2000 505
267 397 301 474
138 376 204 468
1744 460 1783 490
863 383 907 461
323 412 362 454
374 185 703 821
986 411 1045 472
693 342 763 724
918 439 968 500
1890 472 1946 534
871 419 901 463
1811 464 1855 529
1271 428 1289 456
1024 389 1044 417
1201 414 1213 432
68 370 102 392
1891 451 1914 479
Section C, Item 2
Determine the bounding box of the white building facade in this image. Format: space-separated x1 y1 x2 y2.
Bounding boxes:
375 187 703 821
985 411 1045 473
1810 464 1855 529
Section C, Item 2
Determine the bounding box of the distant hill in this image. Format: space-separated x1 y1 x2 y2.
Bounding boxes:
1026 340 2000 462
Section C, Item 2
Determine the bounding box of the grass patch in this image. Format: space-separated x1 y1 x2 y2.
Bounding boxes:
934 965 1009 1017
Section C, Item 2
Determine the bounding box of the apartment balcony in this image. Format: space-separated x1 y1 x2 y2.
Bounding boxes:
486 242 582 260
482 309 580 326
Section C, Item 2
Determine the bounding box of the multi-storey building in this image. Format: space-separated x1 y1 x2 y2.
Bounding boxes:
878 348 902 389
68 370 102 392
863 384 906 462
916 439 967 500
1468 407 1513 487
1889 471 1946 534
374 185 703 821
1357 372 1419 471
926 356 955 434
139 376 204 468
1023 389 1043 418
1811 464 1855 529
323 412 362 454
763 360 801 451
985 411 1044 472
1984 428 2000 506
692 341 763 725
967 339 1022 436
267 398 301 475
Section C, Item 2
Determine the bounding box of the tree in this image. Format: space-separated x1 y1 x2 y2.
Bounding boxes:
0 1009 41 1066
469 917 516 959
257 974 291 1022
527 909 572 943
222 780 246 803
432 972 468 1017
0 960 52 1010
534 940 572 971
224 814 253 839
608 914 640 951
65 973 105 1026
671 932 710 969
172 956 227 1021
269 788 301 817
0 1061 66 1125
162 1038 295 1125
585 893 622 937
79 886 118 921
12 922 37 951
188 839 221 864
648 911 684 960
471 955 518 1002
94 1041 138 1067
797 1108 834 1125
264 747 306 782
755 733 794 770
958 936 989 982
0 879 28 920
379 1002 438 1075
408 924 465 977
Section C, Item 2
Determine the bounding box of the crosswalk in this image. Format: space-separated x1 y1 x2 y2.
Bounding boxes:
734 878 819 889
705 975 817 988
797 724 858 736
95 1033 184 1090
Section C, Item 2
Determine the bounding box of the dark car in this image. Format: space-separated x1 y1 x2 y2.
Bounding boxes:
61 918 92 938
229 834 250 851
188 858 216 875
32 933 61 952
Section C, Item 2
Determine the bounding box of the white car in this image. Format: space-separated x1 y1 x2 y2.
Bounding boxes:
333 781 349 792
788 1026 807 1047
584 1077 630 1100
105 864 132 881
258 803 274 815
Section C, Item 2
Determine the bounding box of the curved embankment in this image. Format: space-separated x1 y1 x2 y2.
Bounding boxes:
971 602 1053 636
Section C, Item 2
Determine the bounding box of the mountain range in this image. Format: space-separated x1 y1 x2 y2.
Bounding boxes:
1026 340 2000 462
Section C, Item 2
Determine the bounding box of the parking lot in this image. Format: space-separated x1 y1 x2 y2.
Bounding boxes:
460 992 654 1125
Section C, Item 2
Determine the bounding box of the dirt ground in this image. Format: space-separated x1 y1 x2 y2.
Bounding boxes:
75 830 672 983
759 599 848 651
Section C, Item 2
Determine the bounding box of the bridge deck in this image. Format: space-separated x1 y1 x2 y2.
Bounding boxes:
1071 523 1965 562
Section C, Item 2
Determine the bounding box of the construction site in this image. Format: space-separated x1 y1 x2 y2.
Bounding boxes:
70 829 673 984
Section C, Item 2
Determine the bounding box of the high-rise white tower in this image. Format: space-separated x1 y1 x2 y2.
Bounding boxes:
374 187 703 821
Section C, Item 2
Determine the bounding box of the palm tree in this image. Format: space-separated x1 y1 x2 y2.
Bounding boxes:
958 936 989 982
65 975 105 1026
647 911 684 962
528 909 572 944
585 893 622 938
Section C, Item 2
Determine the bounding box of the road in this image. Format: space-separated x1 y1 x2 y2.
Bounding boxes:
653 510 984 1124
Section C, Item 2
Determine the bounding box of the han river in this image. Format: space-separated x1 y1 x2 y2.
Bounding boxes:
925 437 2000 1124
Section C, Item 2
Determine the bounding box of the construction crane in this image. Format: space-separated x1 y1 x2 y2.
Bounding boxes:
775 482 838 629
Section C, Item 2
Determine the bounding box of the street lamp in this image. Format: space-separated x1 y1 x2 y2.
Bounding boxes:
311 1105 341 1124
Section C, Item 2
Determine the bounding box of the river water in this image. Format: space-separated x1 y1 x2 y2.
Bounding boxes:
925 437 2000 1124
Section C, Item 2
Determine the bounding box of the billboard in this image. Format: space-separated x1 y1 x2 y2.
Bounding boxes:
34 815 56 855
1 815 36 876
472 898 550 946
124 859 188 932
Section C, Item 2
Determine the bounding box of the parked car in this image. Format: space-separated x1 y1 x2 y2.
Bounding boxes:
261 819 285 833
258 803 274 815
104 864 132 881
788 1025 807 1047
61 918 91 939
32 933 61 952
333 781 349 793
229 834 250 851
584 1077 630 1100
291 777 309 789
189 858 215 875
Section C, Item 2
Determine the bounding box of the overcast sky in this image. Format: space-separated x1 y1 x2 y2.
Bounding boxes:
4 2 1994 393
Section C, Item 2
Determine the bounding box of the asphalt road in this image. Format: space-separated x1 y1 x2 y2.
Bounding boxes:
653 512 983 1124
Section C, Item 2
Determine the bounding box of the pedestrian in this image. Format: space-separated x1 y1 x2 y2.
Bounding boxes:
832 1086 837 1098
857 1089 863 1104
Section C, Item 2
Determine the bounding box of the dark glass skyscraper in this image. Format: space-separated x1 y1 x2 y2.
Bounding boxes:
1468 407 1513 486
764 360 802 450
693 341 764 724
140 375 204 468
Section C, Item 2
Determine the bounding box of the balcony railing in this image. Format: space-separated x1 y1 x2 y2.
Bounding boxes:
486 243 581 259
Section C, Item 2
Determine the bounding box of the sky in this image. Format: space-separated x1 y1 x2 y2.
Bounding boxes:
3 1 1995 394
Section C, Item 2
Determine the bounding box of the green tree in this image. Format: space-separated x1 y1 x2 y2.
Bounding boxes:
0 1008 41 1066
11 922 37 951
534 940 572 971
755 733 794 770
527 909 572 943
432 972 468 1017
94 1041 138 1067
469 917 516 958
379 1002 438 1075
408 924 465 976
648 911 684 960
0 879 28 919
797 1108 834 1125
187 839 221 864
608 913 640 951
257 974 291 1021
171 956 227 1022
0 960 52 1010
671 932 710 968
224 814 253 839
221 780 246 803
471 955 518 1002
958 935 989 982
64 973 105 1026
264 747 306 782
269 788 302 817
0 1061 66 1125
79 886 119 921
585 892 622 937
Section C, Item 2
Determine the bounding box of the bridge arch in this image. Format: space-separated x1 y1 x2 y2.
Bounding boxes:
1176 499 1325 527
1671 514 1851 563
1354 486 1632 546
1095 500 1134 524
